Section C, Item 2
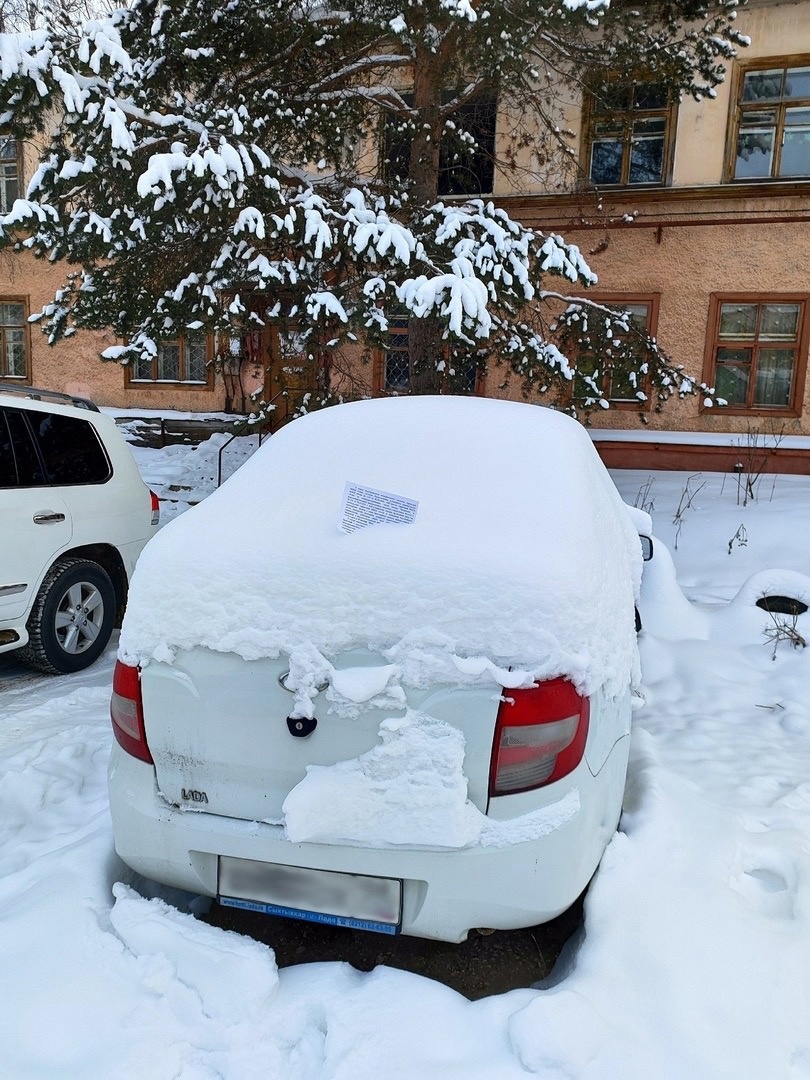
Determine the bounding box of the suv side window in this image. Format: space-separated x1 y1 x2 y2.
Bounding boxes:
0 409 17 487
3 406 46 486
26 411 111 485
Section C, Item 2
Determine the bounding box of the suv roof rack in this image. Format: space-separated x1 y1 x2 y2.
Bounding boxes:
0 382 100 412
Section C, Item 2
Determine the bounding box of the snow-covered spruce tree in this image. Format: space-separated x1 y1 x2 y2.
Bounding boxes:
0 0 745 410
0 0 94 34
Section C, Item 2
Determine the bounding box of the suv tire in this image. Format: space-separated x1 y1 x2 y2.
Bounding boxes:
19 557 116 674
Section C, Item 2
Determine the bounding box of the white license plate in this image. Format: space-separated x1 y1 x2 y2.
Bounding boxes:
218 856 402 935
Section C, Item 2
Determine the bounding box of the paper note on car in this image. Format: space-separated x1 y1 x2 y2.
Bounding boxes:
339 482 419 534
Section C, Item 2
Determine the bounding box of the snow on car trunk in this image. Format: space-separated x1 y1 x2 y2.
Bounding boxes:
120 397 642 702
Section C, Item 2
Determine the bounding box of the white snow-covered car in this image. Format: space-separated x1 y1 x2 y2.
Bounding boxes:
637 533 810 645
109 396 642 943
0 384 159 673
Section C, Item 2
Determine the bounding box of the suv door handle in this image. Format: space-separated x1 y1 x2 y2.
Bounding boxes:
33 511 67 524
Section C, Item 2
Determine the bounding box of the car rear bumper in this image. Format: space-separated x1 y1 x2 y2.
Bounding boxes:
108 736 629 943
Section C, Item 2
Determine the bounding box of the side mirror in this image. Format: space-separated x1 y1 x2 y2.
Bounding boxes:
640 535 654 562
755 595 808 617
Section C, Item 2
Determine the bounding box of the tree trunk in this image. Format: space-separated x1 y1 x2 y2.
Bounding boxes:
407 44 446 394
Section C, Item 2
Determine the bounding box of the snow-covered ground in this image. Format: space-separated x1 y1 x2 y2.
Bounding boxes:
124 425 261 526
1 432 809 1080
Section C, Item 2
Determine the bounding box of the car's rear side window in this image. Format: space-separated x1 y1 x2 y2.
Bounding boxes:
26 411 111 485
2 406 46 486
0 410 17 487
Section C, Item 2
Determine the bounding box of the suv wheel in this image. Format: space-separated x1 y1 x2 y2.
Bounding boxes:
20 557 116 674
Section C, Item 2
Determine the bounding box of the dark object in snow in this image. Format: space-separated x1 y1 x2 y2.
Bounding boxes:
755 595 809 617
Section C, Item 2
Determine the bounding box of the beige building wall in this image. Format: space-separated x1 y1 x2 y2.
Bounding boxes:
505 210 810 437
673 0 810 186
0 248 229 410
492 0 810 194
4 0 810 445
4 135 232 409
488 0 810 442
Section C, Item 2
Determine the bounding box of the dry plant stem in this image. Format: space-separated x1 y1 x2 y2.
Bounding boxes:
727 523 748 555
763 612 808 661
736 423 785 506
672 474 705 550
634 476 655 516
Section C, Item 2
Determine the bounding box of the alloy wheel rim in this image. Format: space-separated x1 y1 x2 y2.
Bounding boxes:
53 582 104 654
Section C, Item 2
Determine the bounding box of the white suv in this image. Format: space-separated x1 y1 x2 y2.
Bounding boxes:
0 384 158 674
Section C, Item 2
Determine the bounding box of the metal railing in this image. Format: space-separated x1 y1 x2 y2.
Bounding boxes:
216 389 295 487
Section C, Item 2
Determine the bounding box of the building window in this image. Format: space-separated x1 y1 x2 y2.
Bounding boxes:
731 62 810 180
438 95 497 196
571 296 659 405
381 92 497 196
0 135 19 213
705 296 809 412
0 301 28 380
584 82 675 187
128 334 212 385
384 315 411 392
377 315 479 394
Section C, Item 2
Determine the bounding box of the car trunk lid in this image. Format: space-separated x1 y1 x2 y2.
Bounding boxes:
141 647 500 823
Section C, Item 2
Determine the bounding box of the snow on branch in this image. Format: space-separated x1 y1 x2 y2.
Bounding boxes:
0 29 52 91
0 0 737 415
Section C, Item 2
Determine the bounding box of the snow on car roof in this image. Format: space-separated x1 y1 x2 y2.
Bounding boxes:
120 396 642 700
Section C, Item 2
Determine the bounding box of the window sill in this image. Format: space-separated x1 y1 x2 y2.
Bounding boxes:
573 397 651 410
580 181 668 192
126 380 212 388
698 404 802 418
728 176 810 185
501 180 810 212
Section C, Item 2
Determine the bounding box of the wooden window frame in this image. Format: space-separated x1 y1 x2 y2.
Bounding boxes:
374 313 411 394
725 56 810 183
380 91 498 197
373 317 483 396
0 133 20 215
124 333 215 389
582 81 677 189
570 293 660 410
701 293 810 416
0 296 31 383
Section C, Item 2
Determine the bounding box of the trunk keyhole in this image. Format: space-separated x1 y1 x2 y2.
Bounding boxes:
287 715 317 738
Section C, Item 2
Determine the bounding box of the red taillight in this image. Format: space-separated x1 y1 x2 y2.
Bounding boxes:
150 490 160 527
489 678 589 797
110 660 153 764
